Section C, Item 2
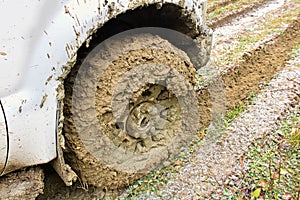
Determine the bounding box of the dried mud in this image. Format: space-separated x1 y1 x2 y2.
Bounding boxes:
119 11 300 200
62 34 201 189
39 3 300 200
0 167 44 200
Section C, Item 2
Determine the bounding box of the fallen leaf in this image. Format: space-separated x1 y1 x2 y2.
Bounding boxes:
287 168 295 174
291 128 298 135
252 188 261 198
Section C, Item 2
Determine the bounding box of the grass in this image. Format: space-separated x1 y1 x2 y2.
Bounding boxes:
118 2 300 199
290 44 300 60
220 112 300 200
120 62 299 199
214 3 300 70
226 92 256 124
206 0 267 25
119 150 194 199
119 91 257 199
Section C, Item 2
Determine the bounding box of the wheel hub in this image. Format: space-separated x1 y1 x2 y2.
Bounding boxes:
109 84 181 153
126 101 163 139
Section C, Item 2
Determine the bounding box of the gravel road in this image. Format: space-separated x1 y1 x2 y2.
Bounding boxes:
1 0 298 199
119 0 300 199
125 55 300 199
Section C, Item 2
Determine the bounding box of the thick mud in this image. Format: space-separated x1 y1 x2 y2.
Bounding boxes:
0 167 44 200
223 15 300 109
62 33 200 189
38 2 300 200
119 12 300 199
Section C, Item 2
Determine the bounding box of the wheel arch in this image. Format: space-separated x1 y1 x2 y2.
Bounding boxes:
0 0 210 183
55 0 212 186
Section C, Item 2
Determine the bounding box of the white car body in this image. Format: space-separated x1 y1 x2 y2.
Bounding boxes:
0 0 209 185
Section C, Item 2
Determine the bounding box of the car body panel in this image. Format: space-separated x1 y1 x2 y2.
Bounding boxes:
0 101 8 174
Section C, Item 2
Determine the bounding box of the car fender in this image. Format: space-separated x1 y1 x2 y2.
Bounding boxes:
0 0 208 185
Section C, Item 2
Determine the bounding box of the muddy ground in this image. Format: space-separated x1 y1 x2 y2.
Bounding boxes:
0 167 44 200
223 14 300 109
1 0 299 199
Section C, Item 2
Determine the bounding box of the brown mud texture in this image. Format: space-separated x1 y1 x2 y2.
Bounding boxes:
62 33 200 189
37 13 300 200
0 167 44 200
223 14 300 110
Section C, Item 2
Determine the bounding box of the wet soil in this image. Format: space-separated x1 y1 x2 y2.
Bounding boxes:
0 167 44 200
3 0 299 199
62 33 199 189
223 15 300 109
38 13 300 200
207 0 269 29
129 40 300 200
121 9 300 200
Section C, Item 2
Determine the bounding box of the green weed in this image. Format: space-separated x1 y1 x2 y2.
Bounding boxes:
221 112 300 199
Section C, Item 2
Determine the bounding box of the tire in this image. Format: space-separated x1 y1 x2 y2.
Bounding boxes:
63 32 200 189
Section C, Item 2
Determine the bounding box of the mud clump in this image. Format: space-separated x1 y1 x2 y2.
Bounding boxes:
0 167 44 200
38 6 300 200
63 33 206 189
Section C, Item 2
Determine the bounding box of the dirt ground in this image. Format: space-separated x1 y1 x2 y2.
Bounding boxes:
40 1 300 199
0 167 44 200
62 33 200 190
223 15 300 109
1 0 299 199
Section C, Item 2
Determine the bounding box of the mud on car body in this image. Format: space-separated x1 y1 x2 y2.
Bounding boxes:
0 0 212 188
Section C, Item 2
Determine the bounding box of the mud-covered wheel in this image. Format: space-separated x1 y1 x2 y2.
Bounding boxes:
63 32 200 189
